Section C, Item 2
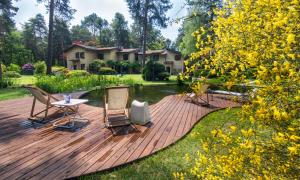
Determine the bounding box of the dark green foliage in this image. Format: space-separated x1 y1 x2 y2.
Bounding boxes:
4 71 21 78
142 60 168 81
34 61 47 75
7 63 21 73
0 78 14 88
0 0 18 34
99 67 117 75
70 25 92 42
158 72 170 81
111 13 130 48
177 75 184 86
22 14 47 61
67 70 90 77
88 60 106 74
129 62 141 74
52 18 72 66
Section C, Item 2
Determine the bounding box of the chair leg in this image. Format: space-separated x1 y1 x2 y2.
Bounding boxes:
30 97 36 117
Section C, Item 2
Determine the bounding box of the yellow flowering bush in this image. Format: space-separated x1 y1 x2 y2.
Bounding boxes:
177 0 299 179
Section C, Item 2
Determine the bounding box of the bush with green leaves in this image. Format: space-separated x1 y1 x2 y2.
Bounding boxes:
0 78 14 88
142 61 168 81
67 70 90 77
52 66 69 76
1 64 6 73
35 75 136 93
7 63 21 73
34 61 46 75
158 72 170 81
4 71 21 78
88 60 106 74
129 62 141 74
99 67 117 75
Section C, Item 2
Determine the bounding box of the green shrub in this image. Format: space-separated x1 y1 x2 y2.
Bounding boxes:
7 63 21 73
0 78 14 88
142 61 168 81
35 75 136 93
52 66 69 76
88 60 106 74
129 62 141 74
34 61 47 75
1 64 6 72
4 71 21 78
158 72 170 81
67 70 90 77
99 67 117 75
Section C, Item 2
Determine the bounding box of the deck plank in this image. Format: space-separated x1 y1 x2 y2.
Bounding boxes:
0 94 240 179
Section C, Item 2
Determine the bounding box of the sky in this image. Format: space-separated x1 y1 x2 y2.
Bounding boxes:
13 0 187 41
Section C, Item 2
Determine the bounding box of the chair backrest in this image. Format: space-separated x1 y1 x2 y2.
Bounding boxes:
106 86 129 110
195 84 209 96
26 86 49 105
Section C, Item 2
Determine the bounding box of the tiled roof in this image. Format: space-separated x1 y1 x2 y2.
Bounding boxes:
64 44 119 52
118 48 139 53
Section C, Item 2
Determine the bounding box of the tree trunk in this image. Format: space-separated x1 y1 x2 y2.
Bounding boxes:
141 0 149 70
46 0 54 74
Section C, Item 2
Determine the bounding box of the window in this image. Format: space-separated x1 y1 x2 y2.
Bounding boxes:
98 53 104 60
81 64 85 70
175 54 181 61
75 52 80 59
80 52 85 59
135 53 139 61
73 65 77 70
151 54 159 61
123 54 129 61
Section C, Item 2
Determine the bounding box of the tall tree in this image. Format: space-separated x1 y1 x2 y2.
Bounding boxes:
0 0 18 80
81 13 99 38
22 14 48 61
111 13 130 48
99 28 114 46
179 0 222 56
52 18 71 66
70 25 92 42
126 0 172 68
37 0 75 74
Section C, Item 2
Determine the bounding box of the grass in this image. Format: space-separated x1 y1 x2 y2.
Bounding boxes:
81 108 241 180
117 74 177 85
0 88 30 101
12 75 36 85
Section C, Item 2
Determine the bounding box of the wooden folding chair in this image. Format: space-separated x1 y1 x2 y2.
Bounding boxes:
24 86 74 122
186 84 210 106
103 86 131 128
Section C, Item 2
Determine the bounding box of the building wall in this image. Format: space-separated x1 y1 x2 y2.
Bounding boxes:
65 46 184 74
66 47 97 70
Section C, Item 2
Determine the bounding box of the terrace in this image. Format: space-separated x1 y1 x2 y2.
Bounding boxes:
0 92 239 179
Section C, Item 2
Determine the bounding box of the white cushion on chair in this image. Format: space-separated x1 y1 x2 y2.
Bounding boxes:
130 100 151 125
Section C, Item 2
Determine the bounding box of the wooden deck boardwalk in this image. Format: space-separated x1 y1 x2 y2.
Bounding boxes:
0 94 239 179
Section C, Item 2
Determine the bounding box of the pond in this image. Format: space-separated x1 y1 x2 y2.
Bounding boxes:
80 85 189 107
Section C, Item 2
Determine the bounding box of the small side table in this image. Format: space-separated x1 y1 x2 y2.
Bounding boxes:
52 99 89 129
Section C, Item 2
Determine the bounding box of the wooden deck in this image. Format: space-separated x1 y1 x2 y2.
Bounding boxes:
0 94 239 179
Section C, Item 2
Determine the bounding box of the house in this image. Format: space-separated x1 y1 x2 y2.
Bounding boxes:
63 44 184 74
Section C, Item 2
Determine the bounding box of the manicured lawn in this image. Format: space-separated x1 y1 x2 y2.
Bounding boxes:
115 74 178 85
0 88 30 101
13 75 36 85
81 108 241 180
